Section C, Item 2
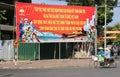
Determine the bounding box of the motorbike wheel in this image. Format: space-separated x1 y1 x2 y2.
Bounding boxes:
112 61 117 68
89 60 99 68
109 61 117 68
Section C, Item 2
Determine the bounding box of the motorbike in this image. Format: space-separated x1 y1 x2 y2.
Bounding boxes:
89 56 117 68
99 58 117 67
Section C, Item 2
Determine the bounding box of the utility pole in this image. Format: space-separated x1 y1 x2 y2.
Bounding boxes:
104 0 107 50
95 5 98 56
0 26 2 40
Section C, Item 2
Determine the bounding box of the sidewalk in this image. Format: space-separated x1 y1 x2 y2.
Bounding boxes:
0 59 91 69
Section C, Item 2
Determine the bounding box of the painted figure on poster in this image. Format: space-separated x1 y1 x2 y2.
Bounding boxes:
19 18 24 39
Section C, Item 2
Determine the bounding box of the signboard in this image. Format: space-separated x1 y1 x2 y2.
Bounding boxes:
16 2 95 43
98 36 117 39
105 31 120 34
98 36 117 42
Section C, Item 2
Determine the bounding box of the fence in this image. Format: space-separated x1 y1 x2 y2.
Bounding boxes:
18 43 67 60
0 41 92 61
18 43 39 60
0 40 14 60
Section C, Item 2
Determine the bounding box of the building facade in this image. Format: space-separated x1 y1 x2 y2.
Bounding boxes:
0 0 31 40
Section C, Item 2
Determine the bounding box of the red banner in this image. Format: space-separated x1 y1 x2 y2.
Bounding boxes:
16 2 95 42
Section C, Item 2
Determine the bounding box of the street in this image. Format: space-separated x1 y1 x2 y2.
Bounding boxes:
0 59 120 77
0 67 119 77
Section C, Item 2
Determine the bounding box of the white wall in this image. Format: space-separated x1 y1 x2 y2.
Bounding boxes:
0 40 14 60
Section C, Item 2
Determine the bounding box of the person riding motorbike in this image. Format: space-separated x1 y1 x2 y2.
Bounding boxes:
104 47 111 67
98 47 105 66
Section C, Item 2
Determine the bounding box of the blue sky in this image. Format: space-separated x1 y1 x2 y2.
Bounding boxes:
32 0 67 5
108 0 120 26
32 0 120 26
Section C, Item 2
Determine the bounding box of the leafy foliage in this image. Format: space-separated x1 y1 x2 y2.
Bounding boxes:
0 10 7 20
107 24 120 44
66 0 95 6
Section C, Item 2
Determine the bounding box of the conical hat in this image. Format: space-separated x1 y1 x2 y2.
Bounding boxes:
98 47 103 49
105 47 109 50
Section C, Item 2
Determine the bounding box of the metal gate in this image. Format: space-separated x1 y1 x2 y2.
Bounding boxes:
18 43 39 60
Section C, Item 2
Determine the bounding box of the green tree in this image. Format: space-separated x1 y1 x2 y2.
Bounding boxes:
0 10 7 40
0 10 7 20
66 0 95 6
97 0 117 36
107 23 120 44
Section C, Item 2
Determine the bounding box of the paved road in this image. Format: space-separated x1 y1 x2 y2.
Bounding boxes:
0 59 120 77
0 66 120 77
